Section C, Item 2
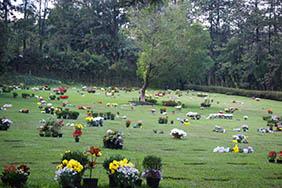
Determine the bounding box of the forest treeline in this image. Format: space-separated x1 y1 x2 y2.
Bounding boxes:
0 0 281 90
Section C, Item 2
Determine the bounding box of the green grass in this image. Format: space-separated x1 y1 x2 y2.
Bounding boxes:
0 88 281 188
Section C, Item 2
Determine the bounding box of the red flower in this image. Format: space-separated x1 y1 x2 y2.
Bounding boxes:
88 146 101 157
73 130 82 137
4 165 17 173
268 151 277 157
60 95 69 99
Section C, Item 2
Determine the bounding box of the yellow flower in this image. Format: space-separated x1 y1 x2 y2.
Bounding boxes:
232 140 238 143
85 116 93 122
62 160 68 165
56 164 63 169
233 144 239 153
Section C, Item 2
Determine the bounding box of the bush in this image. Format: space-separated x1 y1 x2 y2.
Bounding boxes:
187 85 282 101
142 155 162 170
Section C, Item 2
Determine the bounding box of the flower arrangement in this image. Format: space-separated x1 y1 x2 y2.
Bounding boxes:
53 87 67 94
158 116 168 124
132 120 143 128
105 158 140 187
170 128 187 139
126 120 131 128
103 129 123 149
19 108 29 113
38 118 64 137
85 147 102 178
61 150 89 167
73 123 84 142
55 159 84 188
232 134 248 144
160 107 167 114
268 151 282 163
1 164 30 188
201 97 211 107
56 108 80 120
0 118 12 131
60 95 69 99
142 155 162 188
268 151 277 162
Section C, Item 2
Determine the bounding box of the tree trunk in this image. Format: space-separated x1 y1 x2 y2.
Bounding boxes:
140 80 148 102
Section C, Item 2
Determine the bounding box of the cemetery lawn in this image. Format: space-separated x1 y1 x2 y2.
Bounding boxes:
0 88 281 188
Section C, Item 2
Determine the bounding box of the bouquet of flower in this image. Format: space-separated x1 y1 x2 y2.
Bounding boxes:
103 129 123 149
109 159 140 187
0 118 12 131
55 159 84 188
1 164 30 187
170 128 187 139
73 123 84 142
86 146 102 178
268 151 277 162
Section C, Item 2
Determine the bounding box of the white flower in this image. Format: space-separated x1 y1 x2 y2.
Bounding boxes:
170 128 187 138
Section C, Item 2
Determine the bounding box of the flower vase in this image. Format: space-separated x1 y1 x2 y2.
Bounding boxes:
82 178 98 188
109 175 118 188
146 177 161 188
75 136 80 142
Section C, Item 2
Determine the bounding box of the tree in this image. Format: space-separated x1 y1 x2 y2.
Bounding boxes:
128 2 212 101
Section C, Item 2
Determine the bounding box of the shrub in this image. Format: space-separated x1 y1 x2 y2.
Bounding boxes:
142 156 162 170
187 85 282 101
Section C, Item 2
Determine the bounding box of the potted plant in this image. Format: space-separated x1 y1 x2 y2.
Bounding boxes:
1 164 30 188
73 124 84 142
103 155 124 187
103 155 141 188
142 156 162 188
83 147 102 188
55 159 84 188
268 151 277 163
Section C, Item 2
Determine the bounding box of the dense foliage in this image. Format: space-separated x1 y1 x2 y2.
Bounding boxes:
0 0 281 90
